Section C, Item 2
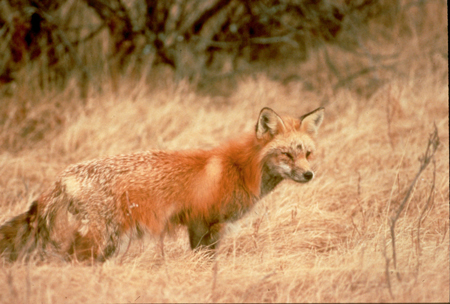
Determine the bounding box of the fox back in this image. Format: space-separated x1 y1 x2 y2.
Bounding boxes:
0 107 324 262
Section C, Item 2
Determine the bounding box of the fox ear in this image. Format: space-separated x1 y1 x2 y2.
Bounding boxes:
300 107 324 136
256 107 286 139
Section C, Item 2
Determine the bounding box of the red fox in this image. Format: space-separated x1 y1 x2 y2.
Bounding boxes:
0 107 324 262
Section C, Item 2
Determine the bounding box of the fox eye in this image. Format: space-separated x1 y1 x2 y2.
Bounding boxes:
306 151 312 158
282 152 294 160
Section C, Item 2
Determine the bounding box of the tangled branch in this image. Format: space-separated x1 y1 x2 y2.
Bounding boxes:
388 123 439 282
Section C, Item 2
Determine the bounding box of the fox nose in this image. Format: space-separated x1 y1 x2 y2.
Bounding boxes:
303 171 314 181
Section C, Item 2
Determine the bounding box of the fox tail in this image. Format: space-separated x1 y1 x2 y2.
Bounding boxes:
0 201 41 262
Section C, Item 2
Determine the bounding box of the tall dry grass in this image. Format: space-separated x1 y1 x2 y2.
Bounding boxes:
0 70 448 302
0 3 448 303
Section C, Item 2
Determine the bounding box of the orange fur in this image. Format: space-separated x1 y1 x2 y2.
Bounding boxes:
0 107 324 262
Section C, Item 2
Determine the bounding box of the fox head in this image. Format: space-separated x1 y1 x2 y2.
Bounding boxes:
256 107 324 184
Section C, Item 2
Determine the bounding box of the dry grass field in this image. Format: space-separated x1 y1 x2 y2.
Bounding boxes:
0 3 448 303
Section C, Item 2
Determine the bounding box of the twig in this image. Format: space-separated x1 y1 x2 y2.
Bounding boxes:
415 159 436 277
382 234 394 299
211 242 226 302
159 233 170 282
386 86 395 150
120 191 134 264
72 23 107 46
389 123 439 280
32 4 91 98
323 46 341 81
26 262 31 304
333 65 395 91
211 258 219 302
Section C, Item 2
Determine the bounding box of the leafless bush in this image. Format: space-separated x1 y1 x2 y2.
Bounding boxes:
1 0 440 96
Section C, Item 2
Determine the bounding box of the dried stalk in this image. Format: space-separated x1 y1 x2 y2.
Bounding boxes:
382 234 394 299
415 159 436 277
389 123 439 280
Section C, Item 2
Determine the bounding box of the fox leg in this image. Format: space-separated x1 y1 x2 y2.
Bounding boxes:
187 221 223 251
66 229 119 262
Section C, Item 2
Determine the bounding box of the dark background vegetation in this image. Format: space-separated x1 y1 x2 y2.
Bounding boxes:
1 0 446 98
